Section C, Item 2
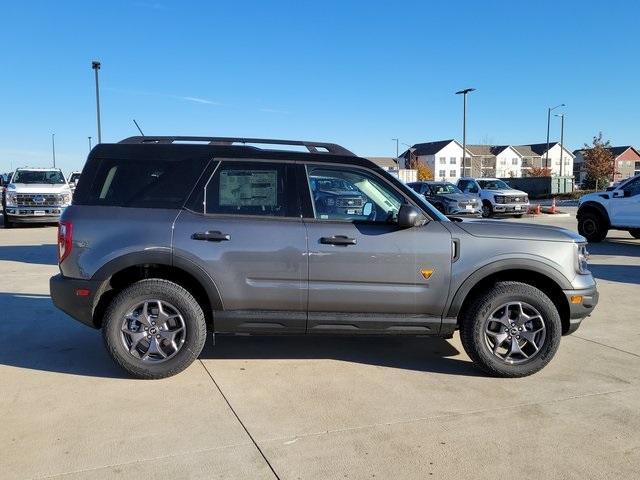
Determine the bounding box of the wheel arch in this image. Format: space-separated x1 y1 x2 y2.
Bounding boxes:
577 201 610 227
447 262 572 334
90 252 222 329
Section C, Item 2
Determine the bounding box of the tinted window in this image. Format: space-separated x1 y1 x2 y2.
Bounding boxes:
306 165 404 223
81 157 206 208
478 179 510 190
431 183 462 194
203 161 296 217
622 176 640 196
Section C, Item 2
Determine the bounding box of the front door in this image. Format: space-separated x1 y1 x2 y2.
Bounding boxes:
173 159 307 333
610 176 640 227
301 163 452 334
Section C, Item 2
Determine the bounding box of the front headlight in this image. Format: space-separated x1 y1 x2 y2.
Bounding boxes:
5 191 17 206
576 243 590 274
60 193 71 205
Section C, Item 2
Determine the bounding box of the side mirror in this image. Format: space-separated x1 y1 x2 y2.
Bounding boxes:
397 204 422 228
363 202 373 216
612 190 625 198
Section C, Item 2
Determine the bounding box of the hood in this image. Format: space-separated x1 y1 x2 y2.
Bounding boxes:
8 183 70 194
489 189 527 196
436 193 478 202
579 191 611 203
456 219 584 243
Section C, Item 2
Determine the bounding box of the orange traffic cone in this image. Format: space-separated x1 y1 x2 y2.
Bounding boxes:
536 204 541 215
549 197 556 214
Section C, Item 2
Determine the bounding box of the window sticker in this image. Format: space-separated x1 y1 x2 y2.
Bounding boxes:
219 170 277 207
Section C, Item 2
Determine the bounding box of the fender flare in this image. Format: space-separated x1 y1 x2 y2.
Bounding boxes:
91 250 223 312
445 258 573 319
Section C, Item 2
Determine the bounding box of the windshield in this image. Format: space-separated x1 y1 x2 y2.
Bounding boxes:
431 183 462 194
12 170 66 184
478 179 510 190
311 177 358 191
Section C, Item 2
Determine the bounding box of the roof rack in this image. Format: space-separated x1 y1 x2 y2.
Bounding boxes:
118 136 355 156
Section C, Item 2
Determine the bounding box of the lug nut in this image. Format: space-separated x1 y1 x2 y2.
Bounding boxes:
517 336 521 339
508 336 512 340
511 322 515 327
144 327 148 331
518 327 522 331
156 334 160 339
147 335 151 340
151 321 156 326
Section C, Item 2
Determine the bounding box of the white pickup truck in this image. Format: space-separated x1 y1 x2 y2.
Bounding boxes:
457 177 530 218
2 168 72 228
577 174 640 242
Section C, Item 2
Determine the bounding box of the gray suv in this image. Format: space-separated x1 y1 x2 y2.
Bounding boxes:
50 136 599 379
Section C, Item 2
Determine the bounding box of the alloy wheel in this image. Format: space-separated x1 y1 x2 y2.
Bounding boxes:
120 300 186 363
483 302 546 364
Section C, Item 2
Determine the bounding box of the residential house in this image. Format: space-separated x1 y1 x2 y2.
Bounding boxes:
366 157 399 171
399 140 466 182
514 143 575 177
466 145 523 178
572 146 640 184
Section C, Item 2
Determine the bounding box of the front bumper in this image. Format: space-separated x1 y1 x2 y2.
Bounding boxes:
562 285 599 335
493 203 529 214
50 274 102 329
445 205 481 216
5 205 66 222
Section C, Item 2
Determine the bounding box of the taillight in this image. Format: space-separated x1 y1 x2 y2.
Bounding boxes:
58 221 73 263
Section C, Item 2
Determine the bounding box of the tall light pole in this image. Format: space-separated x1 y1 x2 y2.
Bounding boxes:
455 88 475 177
51 133 56 168
546 103 565 169
92 61 102 143
88 136 92 152
391 138 399 158
555 113 565 176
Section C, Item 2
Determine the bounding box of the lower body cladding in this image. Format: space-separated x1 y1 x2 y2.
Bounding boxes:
50 274 599 337
4 206 65 223
492 203 529 215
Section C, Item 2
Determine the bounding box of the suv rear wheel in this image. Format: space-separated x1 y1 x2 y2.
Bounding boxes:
102 279 207 379
578 211 608 242
460 281 561 377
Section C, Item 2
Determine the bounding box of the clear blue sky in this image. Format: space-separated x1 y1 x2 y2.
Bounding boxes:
1 0 639 174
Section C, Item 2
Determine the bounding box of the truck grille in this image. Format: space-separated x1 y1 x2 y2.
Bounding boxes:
336 197 363 208
505 196 527 203
16 193 62 207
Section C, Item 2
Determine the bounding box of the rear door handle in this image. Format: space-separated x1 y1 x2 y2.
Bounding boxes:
192 231 231 242
320 235 357 246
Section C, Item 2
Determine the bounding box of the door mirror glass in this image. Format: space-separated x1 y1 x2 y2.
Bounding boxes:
397 204 421 228
363 202 373 216
612 189 625 198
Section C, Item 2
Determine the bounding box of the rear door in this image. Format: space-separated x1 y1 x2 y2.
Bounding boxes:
300 162 452 334
173 159 308 333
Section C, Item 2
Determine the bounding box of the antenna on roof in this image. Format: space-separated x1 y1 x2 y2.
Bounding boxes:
133 119 145 136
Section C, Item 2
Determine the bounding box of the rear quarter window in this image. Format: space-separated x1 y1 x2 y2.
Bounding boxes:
77 157 207 208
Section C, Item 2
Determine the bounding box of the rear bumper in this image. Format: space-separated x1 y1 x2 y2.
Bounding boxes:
50 274 101 329
562 285 599 335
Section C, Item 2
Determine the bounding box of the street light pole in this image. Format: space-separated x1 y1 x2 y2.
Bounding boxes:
52 133 56 168
545 103 565 169
455 88 475 177
92 61 102 143
88 136 92 152
391 138 399 158
555 113 565 176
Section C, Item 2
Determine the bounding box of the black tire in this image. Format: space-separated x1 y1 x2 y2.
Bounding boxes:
459 281 562 378
513 214 524 219
481 201 493 218
2 213 13 228
630 229 640 239
102 279 207 379
578 212 608 242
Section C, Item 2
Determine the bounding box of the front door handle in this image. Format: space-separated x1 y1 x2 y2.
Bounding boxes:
192 231 231 242
320 235 357 246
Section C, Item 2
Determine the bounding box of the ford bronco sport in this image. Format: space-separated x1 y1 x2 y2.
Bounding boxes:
50 136 598 379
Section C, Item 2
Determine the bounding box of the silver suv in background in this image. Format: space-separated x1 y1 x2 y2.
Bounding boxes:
2 168 72 228
50 136 598 379
457 177 530 218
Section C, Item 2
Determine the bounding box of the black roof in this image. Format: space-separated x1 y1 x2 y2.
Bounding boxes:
573 146 638 157
90 136 381 170
400 139 458 158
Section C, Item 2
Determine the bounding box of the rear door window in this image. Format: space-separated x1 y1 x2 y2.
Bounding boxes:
80 157 207 208
198 161 298 217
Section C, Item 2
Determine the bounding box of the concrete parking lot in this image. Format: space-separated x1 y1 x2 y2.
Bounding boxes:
1 212 639 479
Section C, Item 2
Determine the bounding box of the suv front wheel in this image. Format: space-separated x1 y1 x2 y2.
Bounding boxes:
578 211 608 242
102 279 207 379
460 281 561 377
